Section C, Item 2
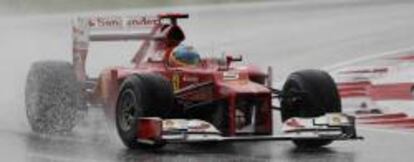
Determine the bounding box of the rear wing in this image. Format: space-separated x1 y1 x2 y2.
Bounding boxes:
72 13 188 80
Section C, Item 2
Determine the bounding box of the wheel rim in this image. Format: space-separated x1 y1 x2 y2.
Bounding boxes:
118 89 137 132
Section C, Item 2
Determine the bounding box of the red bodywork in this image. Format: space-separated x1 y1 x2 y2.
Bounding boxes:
72 13 272 136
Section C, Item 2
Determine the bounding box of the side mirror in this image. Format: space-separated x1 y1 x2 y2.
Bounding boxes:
226 55 243 62
218 53 243 71
219 55 243 71
224 55 242 70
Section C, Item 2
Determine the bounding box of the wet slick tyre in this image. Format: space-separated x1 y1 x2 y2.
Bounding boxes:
281 69 341 148
25 61 86 134
116 74 173 149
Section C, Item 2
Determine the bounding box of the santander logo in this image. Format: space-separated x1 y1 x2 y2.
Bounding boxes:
89 17 122 28
126 17 161 27
88 16 160 28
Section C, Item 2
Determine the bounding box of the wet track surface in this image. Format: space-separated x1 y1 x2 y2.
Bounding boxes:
1 0 414 161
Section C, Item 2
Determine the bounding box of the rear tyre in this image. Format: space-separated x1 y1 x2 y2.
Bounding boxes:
280 70 341 148
25 61 86 134
116 74 173 149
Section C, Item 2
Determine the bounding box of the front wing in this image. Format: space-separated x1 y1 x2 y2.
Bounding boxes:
136 113 362 145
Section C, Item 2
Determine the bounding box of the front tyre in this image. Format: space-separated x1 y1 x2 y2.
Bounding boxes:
116 74 173 149
25 61 86 134
281 69 341 148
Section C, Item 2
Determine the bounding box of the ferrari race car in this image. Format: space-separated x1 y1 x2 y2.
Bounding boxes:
25 13 361 149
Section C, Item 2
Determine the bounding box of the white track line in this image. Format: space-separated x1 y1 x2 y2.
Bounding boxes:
323 46 414 72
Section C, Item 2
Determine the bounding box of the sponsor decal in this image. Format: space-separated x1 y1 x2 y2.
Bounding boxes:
223 71 239 80
89 16 122 28
285 118 304 128
126 16 160 27
188 123 211 130
87 16 160 29
172 74 180 91
331 116 342 125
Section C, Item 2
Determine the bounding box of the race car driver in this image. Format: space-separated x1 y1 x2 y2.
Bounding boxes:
168 45 201 67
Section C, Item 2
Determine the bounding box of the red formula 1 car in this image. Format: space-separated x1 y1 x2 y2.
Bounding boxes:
25 13 361 149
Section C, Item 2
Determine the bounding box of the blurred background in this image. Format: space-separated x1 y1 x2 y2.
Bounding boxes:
1 0 414 161
0 0 270 15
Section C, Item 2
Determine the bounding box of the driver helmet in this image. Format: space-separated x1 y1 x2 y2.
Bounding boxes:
170 45 201 66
